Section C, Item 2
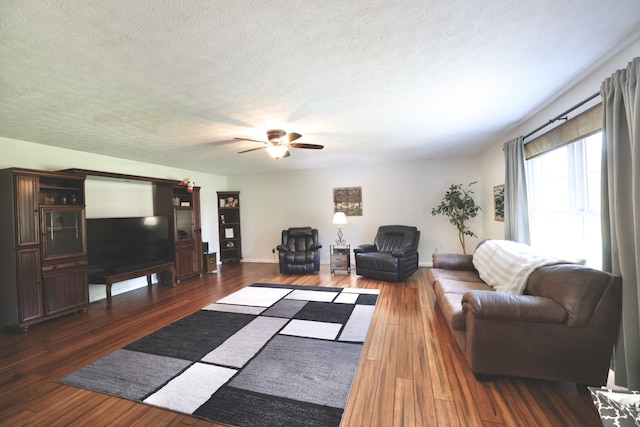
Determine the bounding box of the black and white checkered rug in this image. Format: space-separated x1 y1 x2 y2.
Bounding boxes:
59 283 379 427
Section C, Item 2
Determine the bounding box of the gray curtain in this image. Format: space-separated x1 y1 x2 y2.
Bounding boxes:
504 136 530 244
601 57 640 389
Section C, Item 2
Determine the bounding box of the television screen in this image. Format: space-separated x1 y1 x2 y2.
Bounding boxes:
86 216 170 275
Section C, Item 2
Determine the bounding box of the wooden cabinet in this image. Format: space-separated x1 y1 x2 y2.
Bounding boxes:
154 184 203 283
0 168 88 331
16 248 43 322
16 175 39 246
42 265 88 315
217 191 242 263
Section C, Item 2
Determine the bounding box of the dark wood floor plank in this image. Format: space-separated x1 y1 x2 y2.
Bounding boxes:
0 263 604 426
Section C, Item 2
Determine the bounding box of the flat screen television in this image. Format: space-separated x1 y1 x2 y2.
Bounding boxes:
86 216 170 277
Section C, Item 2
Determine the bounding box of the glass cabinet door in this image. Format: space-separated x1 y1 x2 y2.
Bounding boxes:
41 207 86 261
175 209 194 241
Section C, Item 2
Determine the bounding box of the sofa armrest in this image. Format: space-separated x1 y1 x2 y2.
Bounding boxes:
432 253 475 271
354 244 377 254
461 290 567 324
392 247 417 257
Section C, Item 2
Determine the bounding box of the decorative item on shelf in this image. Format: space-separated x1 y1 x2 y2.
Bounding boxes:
225 197 238 207
179 177 196 193
71 193 77 204
332 212 348 245
225 241 235 248
61 194 68 205
225 228 234 239
219 198 226 208
172 196 180 206
180 201 191 207
220 214 225 224
43 196 55 205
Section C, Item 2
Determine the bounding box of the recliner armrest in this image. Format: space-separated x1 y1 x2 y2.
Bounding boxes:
461 290 567 324
310 243 322 250
354 244 377 254
391 247 417 257
276 244 290 252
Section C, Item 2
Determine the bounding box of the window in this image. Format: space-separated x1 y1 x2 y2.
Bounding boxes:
526 132 602 268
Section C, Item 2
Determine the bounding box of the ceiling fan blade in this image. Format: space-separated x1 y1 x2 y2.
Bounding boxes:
290 143 324 150
283 150 291 158
238 146 266 154
287 132 302 142
234 137 268 144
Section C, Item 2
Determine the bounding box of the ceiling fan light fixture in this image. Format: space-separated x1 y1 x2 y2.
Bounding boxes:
267 129 287 143
266 144 288 159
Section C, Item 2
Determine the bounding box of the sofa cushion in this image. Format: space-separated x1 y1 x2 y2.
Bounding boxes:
439 293 468 331
427 268 485 285
434 278 493 332
434 278 492 301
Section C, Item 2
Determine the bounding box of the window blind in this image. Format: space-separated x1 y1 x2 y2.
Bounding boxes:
524 103 602 160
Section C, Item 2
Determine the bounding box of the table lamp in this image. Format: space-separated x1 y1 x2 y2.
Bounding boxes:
332 212 347 245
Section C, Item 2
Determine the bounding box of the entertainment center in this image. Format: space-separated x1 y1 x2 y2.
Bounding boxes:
0 167 204 330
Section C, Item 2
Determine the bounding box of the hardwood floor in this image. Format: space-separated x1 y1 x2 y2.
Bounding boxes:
0 263 603 426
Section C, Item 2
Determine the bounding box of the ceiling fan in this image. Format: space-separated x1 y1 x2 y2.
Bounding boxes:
235 129 324 159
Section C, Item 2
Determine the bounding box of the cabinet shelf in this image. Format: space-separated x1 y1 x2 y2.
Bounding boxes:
40 184 81 191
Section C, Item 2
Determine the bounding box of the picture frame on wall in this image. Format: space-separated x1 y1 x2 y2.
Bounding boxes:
333 186 362 216
494 184 505 222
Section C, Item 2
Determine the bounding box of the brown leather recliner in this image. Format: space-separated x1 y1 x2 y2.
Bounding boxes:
354 225 420 281
276 227 322 274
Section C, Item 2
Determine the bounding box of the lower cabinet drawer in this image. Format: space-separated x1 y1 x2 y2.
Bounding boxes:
331 255 348 269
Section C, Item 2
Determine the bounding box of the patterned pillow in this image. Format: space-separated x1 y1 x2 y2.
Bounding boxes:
589 387 640 427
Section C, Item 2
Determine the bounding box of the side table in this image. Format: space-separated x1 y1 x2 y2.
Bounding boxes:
203 252 218 273
330 245 351 274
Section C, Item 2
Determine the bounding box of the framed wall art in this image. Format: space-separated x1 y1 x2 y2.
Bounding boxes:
494 184 505 222
333 187 362 216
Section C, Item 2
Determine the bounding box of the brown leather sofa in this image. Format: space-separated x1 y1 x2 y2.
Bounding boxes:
427 248 622 386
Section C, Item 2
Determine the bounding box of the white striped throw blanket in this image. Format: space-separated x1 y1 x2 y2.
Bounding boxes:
472 240 585 294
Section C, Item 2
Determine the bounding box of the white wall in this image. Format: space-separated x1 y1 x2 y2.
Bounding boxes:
479 140 508 240
229 156 485 265
1 136 227 300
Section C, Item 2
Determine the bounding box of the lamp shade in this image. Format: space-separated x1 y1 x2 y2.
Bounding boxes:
332 212 347 225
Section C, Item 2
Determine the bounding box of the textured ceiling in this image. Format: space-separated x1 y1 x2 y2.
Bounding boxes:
1 1 640 176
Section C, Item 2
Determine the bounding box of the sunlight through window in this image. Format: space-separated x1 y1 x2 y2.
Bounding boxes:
527 132 602 268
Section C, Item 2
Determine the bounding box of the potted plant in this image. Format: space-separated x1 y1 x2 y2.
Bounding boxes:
431 181 480 254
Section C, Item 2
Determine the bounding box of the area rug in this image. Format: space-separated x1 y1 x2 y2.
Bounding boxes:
59 283 379 427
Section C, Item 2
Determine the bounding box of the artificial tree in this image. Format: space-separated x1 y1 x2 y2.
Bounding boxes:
431 181 480 254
